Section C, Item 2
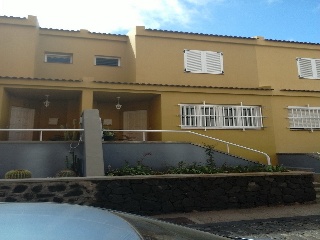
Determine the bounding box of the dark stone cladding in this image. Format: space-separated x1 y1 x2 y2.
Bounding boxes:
0 172 315 215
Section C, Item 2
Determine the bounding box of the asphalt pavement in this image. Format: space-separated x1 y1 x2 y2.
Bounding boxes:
153 202 320 239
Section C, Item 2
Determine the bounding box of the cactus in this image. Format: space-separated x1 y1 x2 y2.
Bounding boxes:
55 169 77 177
5 169 32 179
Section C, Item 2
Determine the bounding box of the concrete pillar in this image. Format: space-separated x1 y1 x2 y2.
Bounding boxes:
0 87 9 140
81 109 104 176
81 89 93 112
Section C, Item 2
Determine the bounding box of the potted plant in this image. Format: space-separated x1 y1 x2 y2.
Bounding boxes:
102 130 115 141
55 152 82 177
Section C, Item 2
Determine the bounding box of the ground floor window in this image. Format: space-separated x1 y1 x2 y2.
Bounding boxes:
288 106 320 131
179 103 263 130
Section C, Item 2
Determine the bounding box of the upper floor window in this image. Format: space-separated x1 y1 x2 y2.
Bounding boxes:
45 53 72 64
288 105 320 131
184 49 223 74
179 103 263 130
95 56 120 67
297 57 320 79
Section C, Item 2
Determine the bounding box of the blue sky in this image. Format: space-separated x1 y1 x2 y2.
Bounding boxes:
0 0 319 43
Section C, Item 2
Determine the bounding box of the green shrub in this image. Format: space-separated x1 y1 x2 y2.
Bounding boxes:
107 161 154 176
106 161 288 176
56 169 77 177
105 148 288 176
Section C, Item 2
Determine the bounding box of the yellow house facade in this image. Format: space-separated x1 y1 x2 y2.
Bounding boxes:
0 15 319 165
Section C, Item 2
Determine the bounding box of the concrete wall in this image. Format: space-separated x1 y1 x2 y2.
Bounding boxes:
0 141 259 179
0 142 83 178
278 153 320 173
103 142 260 172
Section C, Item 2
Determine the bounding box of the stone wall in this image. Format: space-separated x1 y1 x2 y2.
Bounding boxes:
0 172 315 215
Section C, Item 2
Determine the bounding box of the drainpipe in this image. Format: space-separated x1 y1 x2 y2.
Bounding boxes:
81 109 104 176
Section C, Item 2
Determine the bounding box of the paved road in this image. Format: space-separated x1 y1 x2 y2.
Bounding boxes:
159 215 320 239
154 202 320 239
190 215 320 239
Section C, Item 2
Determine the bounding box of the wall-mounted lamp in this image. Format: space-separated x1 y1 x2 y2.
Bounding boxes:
115 97 122 110
43 95 50 108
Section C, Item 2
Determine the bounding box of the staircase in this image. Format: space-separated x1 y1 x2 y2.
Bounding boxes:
314 182 320 203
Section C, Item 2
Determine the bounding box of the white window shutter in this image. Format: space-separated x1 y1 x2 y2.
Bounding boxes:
184 50 202 73
184 49 224 74
315 59 320 79
204 51 223 74
297 58 313 78
297 58 320 79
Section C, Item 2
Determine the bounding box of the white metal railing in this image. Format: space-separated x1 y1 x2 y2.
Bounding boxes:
0 129 84 141
103 129 271 165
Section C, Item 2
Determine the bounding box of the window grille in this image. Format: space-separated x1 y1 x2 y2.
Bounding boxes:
288 106 320 131
45 53 72 64
180 104 263 130
297 57 320 79
95 56 120 66
184 50 223 74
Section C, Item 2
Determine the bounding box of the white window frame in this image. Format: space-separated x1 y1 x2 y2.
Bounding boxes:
297 57 320 79
288 105 320 131
95 56 120 67
179 103 263 130
45 53 73 64
184 49 223 74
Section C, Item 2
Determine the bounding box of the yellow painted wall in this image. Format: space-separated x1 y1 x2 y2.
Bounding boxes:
1 17 320 164
35 29 129 82
159 90 277 164
133 27 259 88
0 87 10 140
98 102 122 131
8 93 80 141
148 95 162 141
255 42 320 90
0 16 38 77
271 94 320 153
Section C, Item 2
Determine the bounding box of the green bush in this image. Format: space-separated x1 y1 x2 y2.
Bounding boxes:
56 169 77 177
105 147 288 176
106 161 288 176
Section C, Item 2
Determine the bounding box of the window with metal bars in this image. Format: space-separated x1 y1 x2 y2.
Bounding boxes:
297 57 320 79
288 106 320 131
179 104 263 129
184 49 223 74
